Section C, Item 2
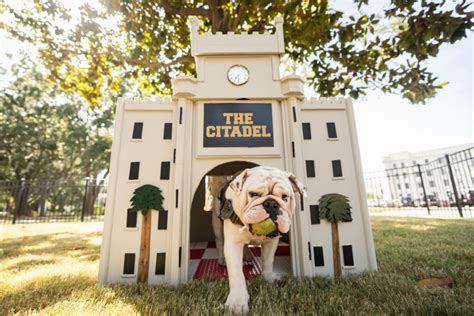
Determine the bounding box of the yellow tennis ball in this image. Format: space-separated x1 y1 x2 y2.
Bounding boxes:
251 218 277 236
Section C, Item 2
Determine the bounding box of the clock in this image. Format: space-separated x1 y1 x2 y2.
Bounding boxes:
227 65 249 86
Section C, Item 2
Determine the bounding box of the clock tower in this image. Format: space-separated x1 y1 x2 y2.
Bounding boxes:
99 17 377 285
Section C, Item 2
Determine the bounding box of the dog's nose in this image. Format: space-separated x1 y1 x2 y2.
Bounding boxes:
263 198 280 220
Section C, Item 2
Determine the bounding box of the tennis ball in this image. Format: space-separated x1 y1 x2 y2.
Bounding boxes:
251 218 276 236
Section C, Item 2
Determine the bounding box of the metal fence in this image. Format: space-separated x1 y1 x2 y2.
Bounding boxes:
364 147 474 218
2 147 473 224
0 179 107 224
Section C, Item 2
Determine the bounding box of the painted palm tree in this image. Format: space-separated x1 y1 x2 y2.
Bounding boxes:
319 193 352 278
130 184 165 283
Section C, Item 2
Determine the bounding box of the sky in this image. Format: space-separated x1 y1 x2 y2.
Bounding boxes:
1 1 473 173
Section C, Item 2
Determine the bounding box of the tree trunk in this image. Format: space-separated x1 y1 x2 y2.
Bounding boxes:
137 210 152 283
331 222 342 278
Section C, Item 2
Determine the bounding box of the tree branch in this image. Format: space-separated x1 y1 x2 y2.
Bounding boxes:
159 0 211 18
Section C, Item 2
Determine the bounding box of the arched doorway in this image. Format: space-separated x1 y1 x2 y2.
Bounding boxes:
188 161 292 281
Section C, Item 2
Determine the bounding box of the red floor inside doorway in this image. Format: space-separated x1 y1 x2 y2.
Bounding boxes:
189 241 292 280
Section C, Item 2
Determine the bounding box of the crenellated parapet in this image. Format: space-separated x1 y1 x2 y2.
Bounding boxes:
189 16 284 56
301 97 350 110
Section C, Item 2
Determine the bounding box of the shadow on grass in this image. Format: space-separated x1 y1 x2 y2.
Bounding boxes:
0 274 95 314
5 257 58 272
0 232 101 262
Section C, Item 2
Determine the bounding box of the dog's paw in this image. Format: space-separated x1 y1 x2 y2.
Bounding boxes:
262 272 281 283
225 291 249 314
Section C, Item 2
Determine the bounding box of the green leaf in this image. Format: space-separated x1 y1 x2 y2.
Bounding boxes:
130 184 165 216
319 193 352 224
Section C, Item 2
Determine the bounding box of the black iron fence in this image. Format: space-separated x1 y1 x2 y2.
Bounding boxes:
0 179 107 224
2 147 473 224
364 147 474 218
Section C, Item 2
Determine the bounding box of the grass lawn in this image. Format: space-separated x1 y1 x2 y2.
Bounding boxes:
0 217 473 315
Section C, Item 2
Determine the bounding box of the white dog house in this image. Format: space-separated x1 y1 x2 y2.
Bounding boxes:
98 17 377 285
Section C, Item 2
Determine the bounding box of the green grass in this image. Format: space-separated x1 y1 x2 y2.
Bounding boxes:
0 218 473 315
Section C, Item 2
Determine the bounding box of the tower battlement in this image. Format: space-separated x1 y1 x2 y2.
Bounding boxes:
189 16 284 56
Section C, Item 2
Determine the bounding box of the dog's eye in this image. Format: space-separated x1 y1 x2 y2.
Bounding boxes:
282 195 289 202
249 192 261 198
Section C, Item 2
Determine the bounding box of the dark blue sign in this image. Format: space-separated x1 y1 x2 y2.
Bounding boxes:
203 103 274 147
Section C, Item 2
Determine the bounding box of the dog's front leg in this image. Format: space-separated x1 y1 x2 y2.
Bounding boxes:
223 222 249 313
261 236 280 282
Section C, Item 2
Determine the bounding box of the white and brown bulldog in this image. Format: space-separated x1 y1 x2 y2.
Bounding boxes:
214 166 305 313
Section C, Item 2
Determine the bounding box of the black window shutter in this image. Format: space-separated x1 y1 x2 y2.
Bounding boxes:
132 122 143 139
313 247 324 267
332 160 343 177
160 161 171 180
327 122 337 138
163 123 172 139
302 123 312 140
155 253 166 275
306 160 316 178
310 205 320 224
123 253 135 275
126 209 137 228
129 162 140 180
158 211 168 230
342 245 354 266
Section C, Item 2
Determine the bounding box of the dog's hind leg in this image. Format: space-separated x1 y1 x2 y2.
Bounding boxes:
261 236 280 282
212 211 225 266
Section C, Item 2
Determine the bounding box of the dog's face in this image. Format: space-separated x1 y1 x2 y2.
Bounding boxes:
226 166 305 235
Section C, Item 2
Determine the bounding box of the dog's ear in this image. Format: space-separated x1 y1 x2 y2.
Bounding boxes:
229 169 251 193
287 172 307 197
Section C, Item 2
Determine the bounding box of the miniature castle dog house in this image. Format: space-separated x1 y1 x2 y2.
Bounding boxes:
98 17 377 285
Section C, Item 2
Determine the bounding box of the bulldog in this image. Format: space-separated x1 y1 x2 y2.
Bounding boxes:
213 166 305 313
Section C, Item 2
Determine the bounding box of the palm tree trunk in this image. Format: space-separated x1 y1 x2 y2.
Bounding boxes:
331 222 342 278
137 209 152 283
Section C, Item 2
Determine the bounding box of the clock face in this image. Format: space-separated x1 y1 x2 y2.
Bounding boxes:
227 65 249 86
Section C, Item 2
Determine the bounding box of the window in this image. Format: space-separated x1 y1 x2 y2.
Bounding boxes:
332 160 343 177
429 181 435 188
326 122 337 138
160 162 171 180
155 253 166 275
401 162 405 168
163 123 172 139
129 162 140 180
342 245 354 266
443 179 449 186
123 253 135 275
313 247 324 267
132 122 143 139
302 123 312 140
405 183 409 189
126 209 137 228
393 163 397 168
306 160 316 178
310 205 320 224
158 211 168 230
397 184 401 190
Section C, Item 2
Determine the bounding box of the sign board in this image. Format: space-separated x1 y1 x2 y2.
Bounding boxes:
203 103 274 147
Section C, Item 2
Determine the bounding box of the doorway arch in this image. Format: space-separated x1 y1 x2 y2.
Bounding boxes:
187 160 292 281
189 161 259 243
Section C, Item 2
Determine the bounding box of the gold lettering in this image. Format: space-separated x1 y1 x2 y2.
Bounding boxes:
222 126 232 137
223 113 233 125
261 126 271 137
215 126 222 137
244 113 254 124
206 126 216 137
242 126 252 137
253 125 262 137
234 113 244 125
230 126 242 137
